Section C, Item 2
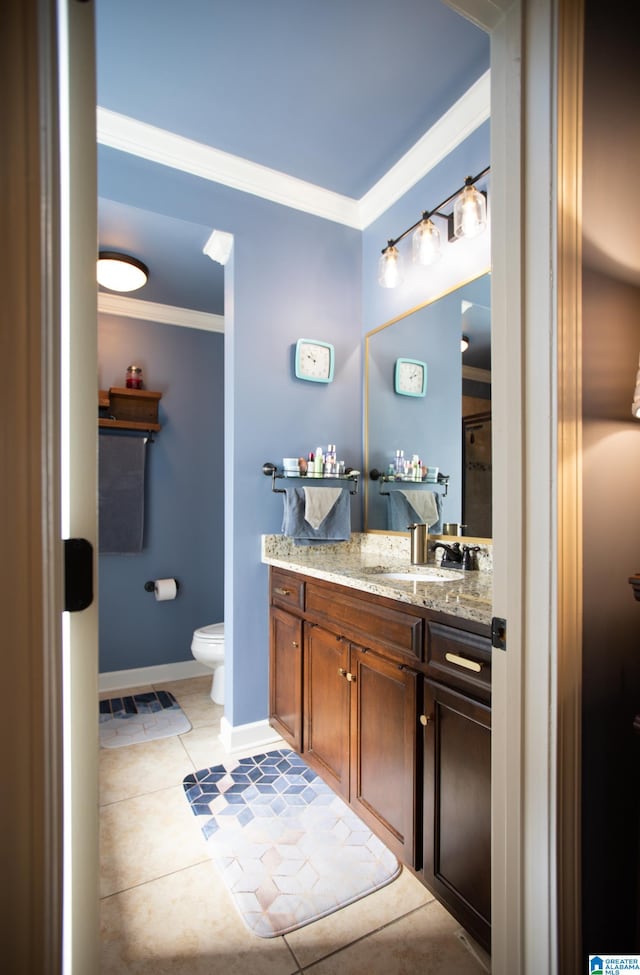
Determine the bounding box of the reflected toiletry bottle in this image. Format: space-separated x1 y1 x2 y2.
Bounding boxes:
315 448 324 477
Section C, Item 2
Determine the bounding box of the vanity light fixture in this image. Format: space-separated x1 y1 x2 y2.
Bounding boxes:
632 354 640 418
461 334 470 353
378 242 403 289
378 166 490 288
97 251 149 292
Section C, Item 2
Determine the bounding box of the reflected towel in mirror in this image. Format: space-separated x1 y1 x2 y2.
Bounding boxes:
388 489 442 533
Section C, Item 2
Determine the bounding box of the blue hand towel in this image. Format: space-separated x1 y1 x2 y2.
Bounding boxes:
282 486 351 546
387 489 442 534
99 434 147 554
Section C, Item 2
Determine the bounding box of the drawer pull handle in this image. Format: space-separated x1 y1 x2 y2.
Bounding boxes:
445 652 482 673
274 587 291 596
419 714 432 726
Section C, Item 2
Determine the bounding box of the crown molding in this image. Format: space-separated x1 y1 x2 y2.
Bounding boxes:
97 107 361 229
97 70 490 230
98 292 224 332
358 71 491 228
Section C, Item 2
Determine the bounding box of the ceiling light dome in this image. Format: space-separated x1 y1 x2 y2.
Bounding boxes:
97 251 149 292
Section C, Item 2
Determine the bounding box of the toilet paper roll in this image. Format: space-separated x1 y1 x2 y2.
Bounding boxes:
154 578 178 601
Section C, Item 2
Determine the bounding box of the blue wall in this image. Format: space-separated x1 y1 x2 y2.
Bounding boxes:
96 123 489 728
98 315 224 672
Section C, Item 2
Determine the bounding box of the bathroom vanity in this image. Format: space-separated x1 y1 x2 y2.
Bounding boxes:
262 534 493 952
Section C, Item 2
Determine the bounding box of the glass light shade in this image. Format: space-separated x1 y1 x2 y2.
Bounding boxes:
412 217 441 265
97 252 148 292
461 335 470 352
378 245 402 288
453 184 487 239
632 358 640 418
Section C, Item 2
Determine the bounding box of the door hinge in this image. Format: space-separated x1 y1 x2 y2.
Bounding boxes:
64 538 94 612
491 616 507 651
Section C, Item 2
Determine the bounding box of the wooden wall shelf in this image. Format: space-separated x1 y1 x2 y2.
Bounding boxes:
98 387 162 432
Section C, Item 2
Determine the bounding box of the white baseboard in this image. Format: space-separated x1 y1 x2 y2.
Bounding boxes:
219 716 284 755
99 659 211 693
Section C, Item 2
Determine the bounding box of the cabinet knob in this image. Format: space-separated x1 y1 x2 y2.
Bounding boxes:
292 641 299 648
419 714 432 726
346 672 356 682
338 667 347 677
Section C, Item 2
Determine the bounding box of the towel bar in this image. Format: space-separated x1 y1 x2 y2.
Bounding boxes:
262 462 359 495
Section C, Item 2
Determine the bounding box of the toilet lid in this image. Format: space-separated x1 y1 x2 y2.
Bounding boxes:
194 622 224 642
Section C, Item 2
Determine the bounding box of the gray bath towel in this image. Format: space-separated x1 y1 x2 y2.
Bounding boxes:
282 486 351 545
99 434 147 554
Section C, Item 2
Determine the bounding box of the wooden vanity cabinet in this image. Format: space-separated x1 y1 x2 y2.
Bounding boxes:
269 606 303 750
303 621 418 862
421 618 492 952
267 566 492 948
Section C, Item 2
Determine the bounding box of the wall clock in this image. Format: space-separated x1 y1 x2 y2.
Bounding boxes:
295 338 335 383
394 357 427 397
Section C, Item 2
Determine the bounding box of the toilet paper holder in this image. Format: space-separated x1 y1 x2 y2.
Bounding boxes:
144 579 180 594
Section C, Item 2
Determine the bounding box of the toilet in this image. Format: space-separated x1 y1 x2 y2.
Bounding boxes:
191 622 225 704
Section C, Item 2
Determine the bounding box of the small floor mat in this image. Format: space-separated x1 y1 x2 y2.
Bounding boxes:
99 690 191 748
183 748 400 938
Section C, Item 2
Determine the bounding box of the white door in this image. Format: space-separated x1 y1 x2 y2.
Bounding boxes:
59 1 100 971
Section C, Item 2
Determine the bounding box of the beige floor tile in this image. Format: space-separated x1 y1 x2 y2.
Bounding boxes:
100 734 197 805
303 898 486 975
99 684 152 701
100 785 209 897
100 861 300 975
285 867 433 969
153 677 223 729
178 723 228 771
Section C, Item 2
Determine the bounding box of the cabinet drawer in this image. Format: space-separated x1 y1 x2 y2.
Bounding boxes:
306 582 422 662
270 569 305 612
426 620 491 699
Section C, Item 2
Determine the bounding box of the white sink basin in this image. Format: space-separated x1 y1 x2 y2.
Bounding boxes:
373 568 464 583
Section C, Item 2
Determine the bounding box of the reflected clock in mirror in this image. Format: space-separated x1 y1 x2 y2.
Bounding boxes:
395 358 427 397
364 270 491 539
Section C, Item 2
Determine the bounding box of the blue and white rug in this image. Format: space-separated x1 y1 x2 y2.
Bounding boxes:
99 690 191 748
182 748 400 938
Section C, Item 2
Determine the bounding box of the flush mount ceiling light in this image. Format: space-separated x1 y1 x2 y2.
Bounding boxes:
461 334 470 352
378 166 489 288
97 251 149 292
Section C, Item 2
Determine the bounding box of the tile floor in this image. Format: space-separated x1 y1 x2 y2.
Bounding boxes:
99 675 491 974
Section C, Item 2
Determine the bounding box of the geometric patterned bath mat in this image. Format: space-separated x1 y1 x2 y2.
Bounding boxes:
99 690 191 748
182 748 400 938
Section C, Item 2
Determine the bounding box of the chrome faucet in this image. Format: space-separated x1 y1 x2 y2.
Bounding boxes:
432 542 480 570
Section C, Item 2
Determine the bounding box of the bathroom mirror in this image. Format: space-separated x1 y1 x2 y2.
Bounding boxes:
364 270 491 539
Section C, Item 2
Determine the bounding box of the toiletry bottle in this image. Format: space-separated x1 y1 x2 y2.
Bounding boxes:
315 448 324 477
394 449 404 476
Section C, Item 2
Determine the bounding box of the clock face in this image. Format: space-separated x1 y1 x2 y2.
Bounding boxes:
395 358 427 397
295 339 335 383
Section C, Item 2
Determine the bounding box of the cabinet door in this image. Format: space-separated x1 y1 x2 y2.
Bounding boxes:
422 679 491 952
269 607 303 750
350 647 418 864
303 623 350 799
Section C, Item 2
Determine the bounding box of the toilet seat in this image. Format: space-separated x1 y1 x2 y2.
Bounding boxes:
193 622 224 644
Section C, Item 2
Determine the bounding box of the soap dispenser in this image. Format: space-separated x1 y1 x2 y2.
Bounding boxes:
407 523 429 565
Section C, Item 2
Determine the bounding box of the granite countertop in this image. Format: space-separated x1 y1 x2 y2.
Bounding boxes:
262 533 493 627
